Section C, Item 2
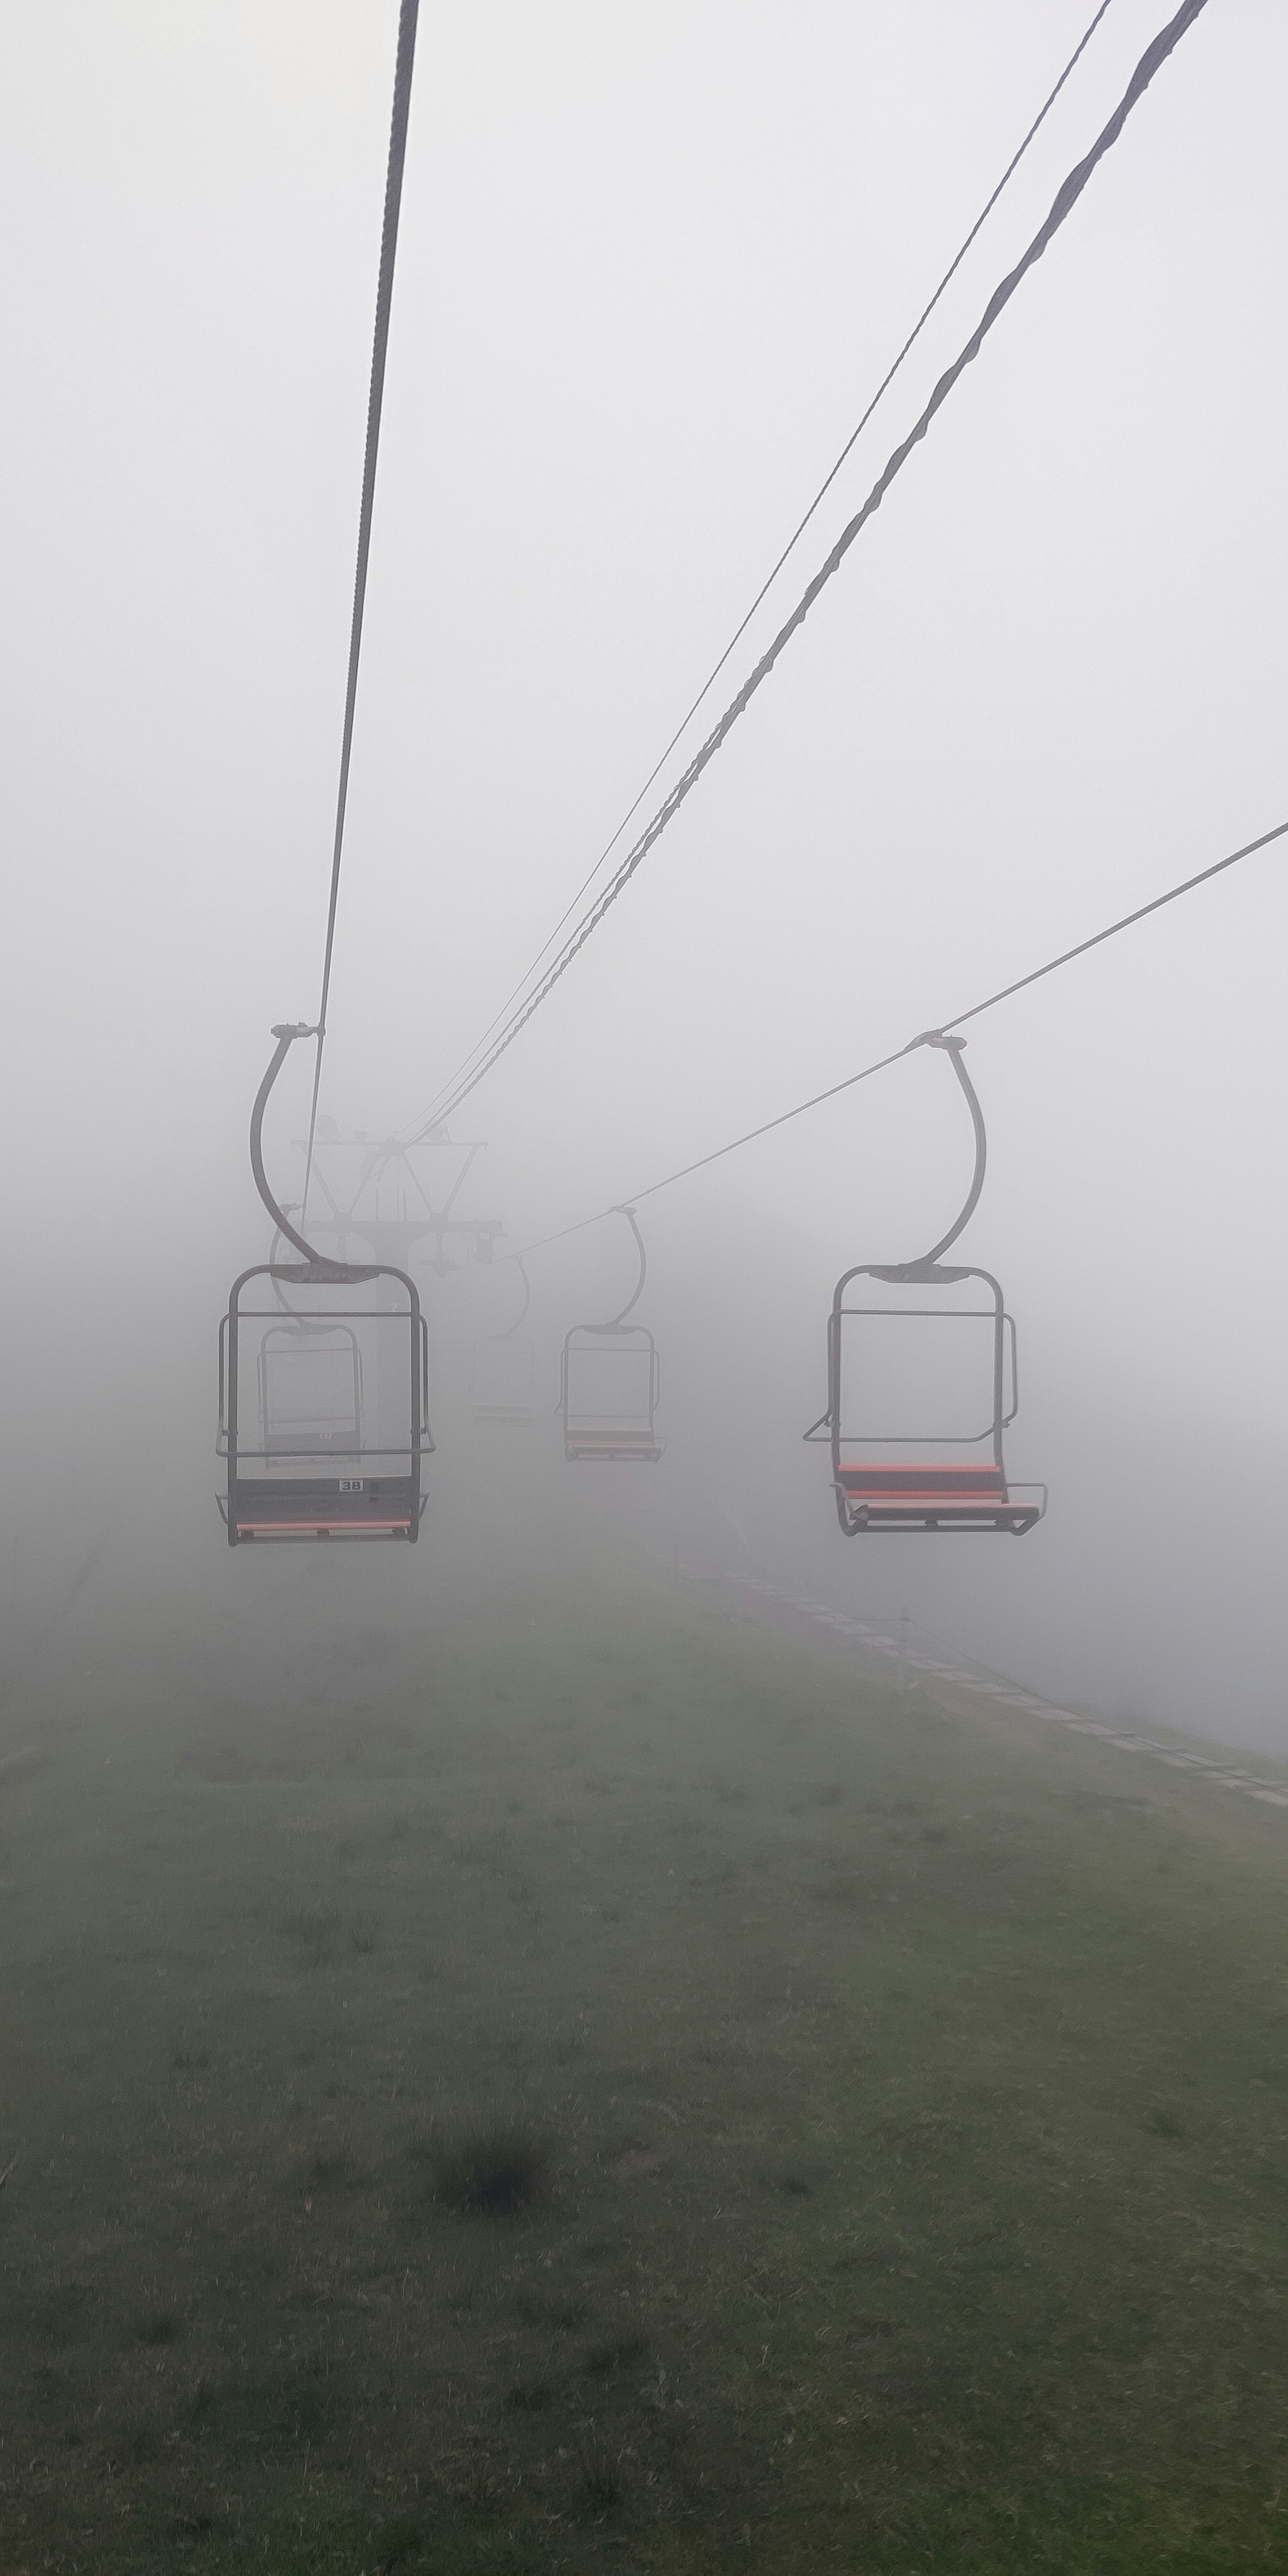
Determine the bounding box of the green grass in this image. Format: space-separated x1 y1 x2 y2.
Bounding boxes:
1 1573 1286 2572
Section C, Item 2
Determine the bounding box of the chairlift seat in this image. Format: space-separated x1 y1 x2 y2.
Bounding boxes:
835 1459 1041 1535
218 1475 422 1542
565 1425 665 1464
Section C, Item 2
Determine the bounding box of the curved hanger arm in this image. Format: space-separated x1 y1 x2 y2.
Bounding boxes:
506 1253 532 1338
911 1031 987 1266
251 1024 328 1265
268 1225 342 1325
598 1204 647 1331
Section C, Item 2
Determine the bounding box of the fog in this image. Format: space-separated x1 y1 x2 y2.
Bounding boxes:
2 0 1286 1749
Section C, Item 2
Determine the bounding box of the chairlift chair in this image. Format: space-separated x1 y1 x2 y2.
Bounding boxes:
217 1026 433 1545
561 1206 663 1464
805 1033 1044 1536
472 1255 536 1429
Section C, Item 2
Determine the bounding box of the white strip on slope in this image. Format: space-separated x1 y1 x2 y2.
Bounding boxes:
712 1571 1288 1813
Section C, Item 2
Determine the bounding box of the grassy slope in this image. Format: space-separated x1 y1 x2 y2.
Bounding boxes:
1 1573 1286 2574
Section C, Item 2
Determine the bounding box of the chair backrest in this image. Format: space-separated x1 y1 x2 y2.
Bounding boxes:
561 1326 659 1435
828 1264 1015 1481
259 1327 363 1452
222 1262 431 1476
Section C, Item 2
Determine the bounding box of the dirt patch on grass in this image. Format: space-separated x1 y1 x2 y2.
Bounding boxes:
426 2116 551 2213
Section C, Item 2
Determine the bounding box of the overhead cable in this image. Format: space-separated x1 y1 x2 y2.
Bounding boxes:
408 0 1114 1133
302 0 420 1221
516 812 1288 1257
418 0 1210 1137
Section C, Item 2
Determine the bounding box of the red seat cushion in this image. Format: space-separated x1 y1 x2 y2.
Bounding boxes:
837 1463 1006 1500
570 1430 657 1447
235 1517 410 1537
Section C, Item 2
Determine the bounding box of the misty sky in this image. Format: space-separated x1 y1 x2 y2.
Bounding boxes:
2 2 1285 1740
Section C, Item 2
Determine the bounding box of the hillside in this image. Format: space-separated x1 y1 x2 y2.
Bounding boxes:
2 1572 1285 2573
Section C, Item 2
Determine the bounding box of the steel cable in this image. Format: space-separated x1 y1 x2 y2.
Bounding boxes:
302 0 420 1223
407 0 1114 1135
515 813 1288 1259
419 0 1210 1137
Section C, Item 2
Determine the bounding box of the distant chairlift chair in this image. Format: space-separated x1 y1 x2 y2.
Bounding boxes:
217 1025 433 1545
472 1255 537 1429
258 1320 363 1459
561 1206 663 1463
805 1032 1044 1536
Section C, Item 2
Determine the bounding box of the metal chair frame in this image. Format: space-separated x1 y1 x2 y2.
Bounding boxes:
472 1254 537 1429
219 1264 431 1544
805 1033 1044 1537
217 1024 434 1547
561 1324 663 1463
560 1207 664 1464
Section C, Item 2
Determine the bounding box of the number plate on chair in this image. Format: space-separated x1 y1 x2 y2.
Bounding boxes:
338 1478 364 1493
